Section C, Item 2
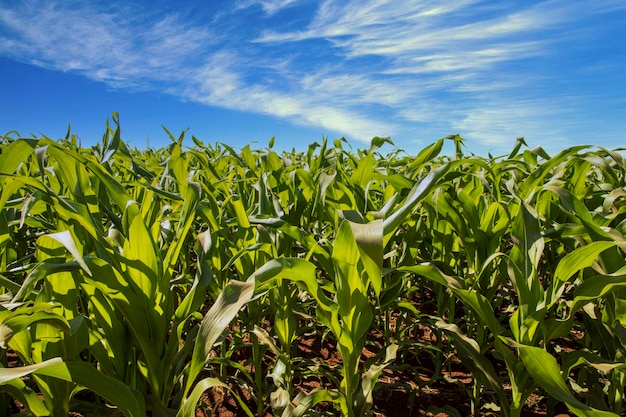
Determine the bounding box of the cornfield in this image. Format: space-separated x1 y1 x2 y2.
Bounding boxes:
1 114 625 417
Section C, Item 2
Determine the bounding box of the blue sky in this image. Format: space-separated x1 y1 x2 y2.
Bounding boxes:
1 0 625 156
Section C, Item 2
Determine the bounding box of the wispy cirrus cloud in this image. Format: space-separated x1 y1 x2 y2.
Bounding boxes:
236 0 303 15
182 54 397 138
255 0 571 75
0 2 213 88
0 1 397 140
252 0 626 150
1 0 624 152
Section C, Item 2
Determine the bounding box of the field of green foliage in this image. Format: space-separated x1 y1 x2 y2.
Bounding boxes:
1 114 625 417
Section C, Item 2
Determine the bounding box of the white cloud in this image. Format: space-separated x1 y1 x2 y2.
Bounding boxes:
183 56 395 140
252 0 626 150
299 72 412 106
383 42 544 75
0 1 398 142
0 2 214 89
1 0 624 150
451 100 577 154
236 0 302 15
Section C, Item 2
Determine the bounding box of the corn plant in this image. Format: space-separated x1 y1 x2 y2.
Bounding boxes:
402 145 626 416
0 122 256 416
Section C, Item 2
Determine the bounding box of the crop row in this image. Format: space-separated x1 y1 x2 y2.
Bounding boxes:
1 115 625 416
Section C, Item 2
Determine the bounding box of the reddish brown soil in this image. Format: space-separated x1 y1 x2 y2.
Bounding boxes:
4 329 594 417
6 307 607 417
193 321 579 417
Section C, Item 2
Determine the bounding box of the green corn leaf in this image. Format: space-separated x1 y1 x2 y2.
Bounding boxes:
333 220 370 328
0 274 21 294
283 388 344 417
36 231 92 276
174 229 214 323
248 215 332 271
0 139 38 174
0 357 63 384
33 360 146 417
400 263 463 289
318 170 336 206
251 257 339 347
408 138 444 172
231 195 252 228
0 210 10 255
186 279 255 397
511 307 547 345
554 241 616 282
545 184 593 222
562 350 626 376
79 283 129 378
493 337 530 411
42 269 78 320
568 272 626 320
519 345 618 416
509 137 528 158
352 153 376 191
0 175 48 214
251 258 330 306
80 257 165 396
401 264 501 334
241 144 257 171
11 260 84 305
518 145 589 199
508 200 544 310
169 141 190 196
122 205 161 302
355 343 398 416
10 264 47 303
177 377 229 417
346 216 383 297
0 377 50 416
437 321 509 407
163 181 201 281
383 164 450 245
42 139 131 211
369 136 393 151
0 305 70 348
44 193 102 242
374 172 413 192
18 190 39 229
44 144 83 200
